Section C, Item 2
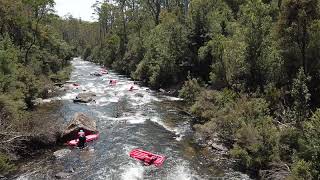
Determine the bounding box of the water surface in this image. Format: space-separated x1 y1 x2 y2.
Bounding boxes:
15 58 249 180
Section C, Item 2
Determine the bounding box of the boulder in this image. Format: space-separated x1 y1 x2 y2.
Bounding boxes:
32 98 44 106
259 162 291 180
61 113 97 141
90 72 102 77
55 172 70 179
159 88 167 93
73 92 96 103
53 149 71 159
66 167 75 173
54 83 64 87
134 93 144 98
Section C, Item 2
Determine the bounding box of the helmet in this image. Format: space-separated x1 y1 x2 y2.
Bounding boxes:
80 130 83 132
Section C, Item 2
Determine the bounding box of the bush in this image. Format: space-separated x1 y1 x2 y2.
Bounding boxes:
179 77 202 103
190 89 238 121
191 89 280 171
0 153 15 175
279 127 300 162
231 118 280 171
297 109 320 178
290 159 313 180
0 95 25 129
49 65 72 83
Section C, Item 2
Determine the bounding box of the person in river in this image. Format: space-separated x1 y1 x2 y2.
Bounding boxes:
78 129 86 149
109 80 117 85
143 154 157 166
129 86 134 91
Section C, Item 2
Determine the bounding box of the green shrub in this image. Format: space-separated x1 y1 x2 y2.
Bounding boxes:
297 109 320 178
290 159 313 180
291 68 311 127
279 127 300 162
179 76 202 103
190 89 238 121
0 153 15 175
49 65 72 83
231 118 280 171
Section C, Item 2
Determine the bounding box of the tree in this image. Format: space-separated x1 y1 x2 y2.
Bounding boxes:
291 67 311 127
23 0 55 64
298 109 320 178
143 0 162 25
278 0 319 77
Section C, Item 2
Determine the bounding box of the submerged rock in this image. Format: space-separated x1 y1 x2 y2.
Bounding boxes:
53 149 71 159
55 172 70 179
90 72 102 77
73 92 96 103
135 93 144 97
159 88 166 93
0 174 7 180
66 166 75 173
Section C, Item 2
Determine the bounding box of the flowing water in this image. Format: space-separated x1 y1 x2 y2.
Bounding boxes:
14 58 250 180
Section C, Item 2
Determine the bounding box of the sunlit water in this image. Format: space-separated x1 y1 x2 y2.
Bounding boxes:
14 58 249 180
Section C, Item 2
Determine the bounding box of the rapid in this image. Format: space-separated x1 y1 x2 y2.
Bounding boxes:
14 58 249 180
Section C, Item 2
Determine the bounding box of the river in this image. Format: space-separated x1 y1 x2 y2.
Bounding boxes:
14 58 250 180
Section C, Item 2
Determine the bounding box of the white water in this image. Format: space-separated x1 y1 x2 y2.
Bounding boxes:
14 58 250 180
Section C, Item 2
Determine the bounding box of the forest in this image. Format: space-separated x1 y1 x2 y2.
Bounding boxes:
0 0 74 174
1 0 320 179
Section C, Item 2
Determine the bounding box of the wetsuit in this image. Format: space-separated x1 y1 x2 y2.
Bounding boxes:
78 131 86 148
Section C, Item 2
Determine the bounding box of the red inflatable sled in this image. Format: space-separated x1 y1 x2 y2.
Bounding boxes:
67 133 100 146
129 149 166 167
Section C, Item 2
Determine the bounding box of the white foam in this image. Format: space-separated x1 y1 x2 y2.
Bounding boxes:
42 99 52 103
126 113 148 124
60 92 77 100
149 116 184 141
164 96 183 101
167 164 203 180
120 163 144 180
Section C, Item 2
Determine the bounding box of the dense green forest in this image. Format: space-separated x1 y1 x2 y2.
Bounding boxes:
1 0 320 179
0 0 74 173
78 0 320 179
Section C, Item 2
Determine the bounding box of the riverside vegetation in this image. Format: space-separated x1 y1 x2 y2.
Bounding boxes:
1 0 320 179
79 0 320 179
0 0 74 175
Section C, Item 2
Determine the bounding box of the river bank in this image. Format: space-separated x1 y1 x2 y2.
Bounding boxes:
0 64 72 177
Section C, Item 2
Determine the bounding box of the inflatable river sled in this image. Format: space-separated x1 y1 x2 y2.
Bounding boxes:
129 149 166 167
67 134 99 146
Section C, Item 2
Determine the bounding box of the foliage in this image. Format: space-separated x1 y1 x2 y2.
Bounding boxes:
0 0 74 169
133 12 189 88
290 159 313 180
179 76 202 103
5 0 316 178
297 109 320 178
231 118 280 171
0 153 15 175
291 67 311 127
